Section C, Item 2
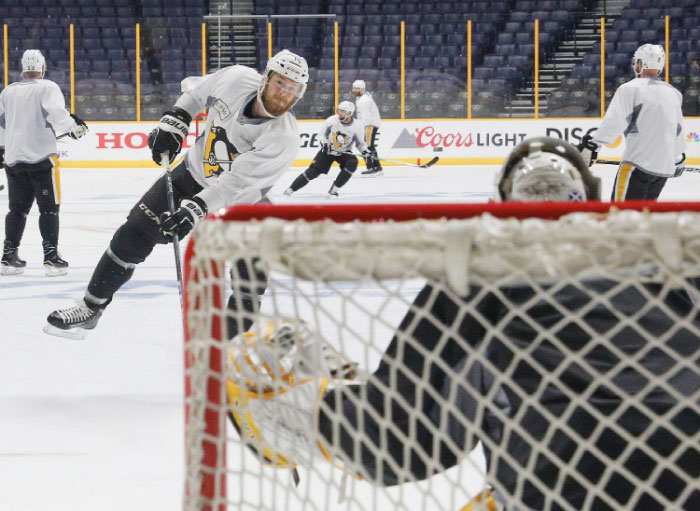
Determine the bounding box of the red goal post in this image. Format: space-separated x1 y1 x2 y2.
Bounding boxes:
183 201 700 511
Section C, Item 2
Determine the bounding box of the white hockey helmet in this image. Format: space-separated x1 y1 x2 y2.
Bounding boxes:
258 49 309 117
495 136 601 202
352 79 366 92
21 49 46 79
337 100 355 124
632 44 665 78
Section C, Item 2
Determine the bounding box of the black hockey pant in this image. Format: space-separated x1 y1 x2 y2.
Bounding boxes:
611 164 667 201
362 125 381 170
317 284 505 487
85 161 201 307
289 151 358 192
4 157 61 249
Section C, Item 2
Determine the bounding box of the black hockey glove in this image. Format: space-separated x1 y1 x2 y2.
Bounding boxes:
577 134 599 167
148 108 192 165
69 113 89 139
0 147 4 169
159 196 207 240
320 141 331 155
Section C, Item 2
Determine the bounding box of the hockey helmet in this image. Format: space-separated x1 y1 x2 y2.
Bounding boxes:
258 49 309 117
494 136 601 202
21 49 46 79
632 44 665 78
352 79 366 93
337 100 355 124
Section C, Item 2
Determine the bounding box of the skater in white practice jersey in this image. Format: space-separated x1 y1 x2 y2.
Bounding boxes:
284 101 370 197
45 50 308 339
352 79 383 176
0 49 88 276
577 44 686 201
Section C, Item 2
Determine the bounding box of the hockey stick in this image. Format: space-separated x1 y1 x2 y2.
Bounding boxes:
596 158 700 174
354 153 440 168
162 153 184 310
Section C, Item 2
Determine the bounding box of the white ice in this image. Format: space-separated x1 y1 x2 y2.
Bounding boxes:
2 162 700 511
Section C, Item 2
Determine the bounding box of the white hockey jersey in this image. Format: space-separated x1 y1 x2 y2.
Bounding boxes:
174 65 300 211
592 77 685 177
319 115 368 156
355 92 381 127
0 78 79 166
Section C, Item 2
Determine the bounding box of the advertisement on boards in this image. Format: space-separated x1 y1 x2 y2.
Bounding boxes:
58 118 700 167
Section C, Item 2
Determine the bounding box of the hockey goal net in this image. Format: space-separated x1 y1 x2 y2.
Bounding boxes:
183 202 700 511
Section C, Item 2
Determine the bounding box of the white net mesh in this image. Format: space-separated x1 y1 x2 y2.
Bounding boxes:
184 204 700 511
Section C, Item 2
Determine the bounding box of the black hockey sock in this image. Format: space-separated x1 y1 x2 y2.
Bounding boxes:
226 294 260 339
85 249 135 308
38 209 60 247
333 168 354 188
291 166 323 192
289 174 309 192
4 210 28 247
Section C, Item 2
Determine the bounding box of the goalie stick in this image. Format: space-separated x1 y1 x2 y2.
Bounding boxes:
354 153 440 168
595 158 700 174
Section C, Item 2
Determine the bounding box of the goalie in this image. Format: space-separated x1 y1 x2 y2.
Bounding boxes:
225 138 699 511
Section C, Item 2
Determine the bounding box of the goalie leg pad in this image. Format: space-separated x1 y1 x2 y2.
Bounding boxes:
226 377 331 469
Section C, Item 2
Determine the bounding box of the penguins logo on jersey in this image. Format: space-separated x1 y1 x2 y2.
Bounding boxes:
202 125 240 177
332 132 351 151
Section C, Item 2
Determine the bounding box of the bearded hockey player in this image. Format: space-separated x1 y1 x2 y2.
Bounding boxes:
283 100 370 197
45 50 308 339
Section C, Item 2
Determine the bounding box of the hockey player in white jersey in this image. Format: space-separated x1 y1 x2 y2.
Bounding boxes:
352 80 383 176
0 49 88 276
283 101 370 197
45 50 308 339
577 44 686 201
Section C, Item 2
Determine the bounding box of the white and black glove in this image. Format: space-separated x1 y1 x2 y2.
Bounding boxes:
148 108 192 164
159 196 207 240
361 148 372 158
320 141 331 155
577 133 599 167
69 113 88 139
674 152 686 176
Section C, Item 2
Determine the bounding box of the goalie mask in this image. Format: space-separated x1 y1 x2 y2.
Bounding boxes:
337 101 355 124
632 44 665 78
21 49 46 79
257 49 309 118
495 136 601 202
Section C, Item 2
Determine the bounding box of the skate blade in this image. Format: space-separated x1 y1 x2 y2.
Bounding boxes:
44 266 68 277
43 324 88 340
361 171 383 177
1 266 25 276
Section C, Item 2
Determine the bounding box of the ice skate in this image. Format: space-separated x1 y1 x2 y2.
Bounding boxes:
44 299 103 340
43 243 69 277
361 167 383 177
327 185 339 198
1 244 26 275
282 187 294 196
